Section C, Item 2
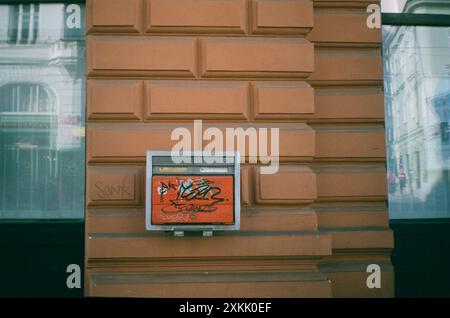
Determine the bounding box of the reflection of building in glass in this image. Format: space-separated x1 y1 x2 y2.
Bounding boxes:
0 4 85 218
383 0 450 218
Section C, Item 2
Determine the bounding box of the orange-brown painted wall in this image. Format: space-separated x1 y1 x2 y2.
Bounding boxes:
85 0 393 297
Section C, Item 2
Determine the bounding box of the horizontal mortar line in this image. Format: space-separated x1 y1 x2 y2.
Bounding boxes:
85 76 383 86
87 267 323 279
87 76 315 82
320 226 391 232
88 276 327 284
313 4 375 9
86 280 329 286
85 202 383 212
85 262 320 270
316 196 387 201
85 159 384 166
88 70 313 75
83 36 313 43
311 159 387 164
312 43 382 49
315 197 387 203
87 156 314 160
85 122 313 129
86 34 290 40
85 262 321 270
86 118 301 122
325 249 394 258
313 155 387 160
85 76 382 87
86 78 292 83
85 157 385 163
86 160 315 165
87 205 312 210
87 117 384 124
308 119 385 124
87 119 254 124
86 204 386 215
314 87 383 93
313 155 386 161
319 263 394 272
87 270 326 278
87 160 386 167
87 274 329 285
85 201 385 211
86 162 276 168
85 123 384 131
87 32 311 39
85 256 322 264
312 205 387 212
314 126 384 132
85 263 323 271
87 206 317 215
87 231 326 238
85 261 320 267
87 161 146 167
310 118 385 124
311 8 376 13
311 86 383 91
85 119 386 125
307 81 383 87
315 47 382 54
85 121 385 128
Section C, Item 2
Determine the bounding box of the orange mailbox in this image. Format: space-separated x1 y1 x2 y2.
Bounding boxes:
146 152 240 236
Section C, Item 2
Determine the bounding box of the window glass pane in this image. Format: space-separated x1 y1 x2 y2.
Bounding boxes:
383 25 450 219
381 0 450 14
0 3 85 218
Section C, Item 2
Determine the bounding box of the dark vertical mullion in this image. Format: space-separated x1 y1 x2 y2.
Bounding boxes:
32 3 39 43
20 4 29 44
7 4 18 44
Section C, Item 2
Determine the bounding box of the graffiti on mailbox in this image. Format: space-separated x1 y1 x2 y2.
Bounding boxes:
158 178 224 212
151 176 234 225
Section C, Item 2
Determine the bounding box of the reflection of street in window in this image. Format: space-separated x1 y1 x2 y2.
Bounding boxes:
383 24 450 218
0 3 85 219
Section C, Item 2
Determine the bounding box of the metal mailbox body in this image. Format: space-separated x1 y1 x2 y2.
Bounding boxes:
146 151 240 232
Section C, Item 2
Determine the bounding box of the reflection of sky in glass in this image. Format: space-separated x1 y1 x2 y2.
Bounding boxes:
37 4 65 41
381 0 408 13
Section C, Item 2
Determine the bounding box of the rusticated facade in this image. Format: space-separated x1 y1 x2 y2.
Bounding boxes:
85 0 393 297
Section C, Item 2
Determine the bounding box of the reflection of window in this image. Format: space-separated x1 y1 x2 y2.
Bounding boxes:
7 4 39 44
0 3 85 219
0 83 54 113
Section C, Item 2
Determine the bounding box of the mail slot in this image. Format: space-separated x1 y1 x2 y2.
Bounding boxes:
146 151 240 235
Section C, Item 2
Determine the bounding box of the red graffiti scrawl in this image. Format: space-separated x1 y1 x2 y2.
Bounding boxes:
151 175 234 225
